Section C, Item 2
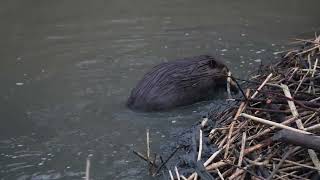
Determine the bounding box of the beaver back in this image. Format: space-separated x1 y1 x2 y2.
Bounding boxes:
127 55 229 111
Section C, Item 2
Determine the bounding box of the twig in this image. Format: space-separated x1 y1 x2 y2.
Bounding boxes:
266 148 293 180
238 132 247 167
132 150 157 166
227 71 232 99
240 113 311 135
147 129 150 159
224 121 235 159
222 160 264 180
234 89 251 120
251 73 273 99
154 146 181 175
216 168 224 180
175 166 181 180
169 170 174 180
204 149 222 167
272 158 320 171
197 129 203 161
305 124 320 131
297 44 320 55
85 156 91 180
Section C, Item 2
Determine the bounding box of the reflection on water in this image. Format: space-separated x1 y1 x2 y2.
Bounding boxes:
0 0 319 179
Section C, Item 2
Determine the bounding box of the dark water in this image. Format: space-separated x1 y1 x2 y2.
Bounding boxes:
0 0 319 179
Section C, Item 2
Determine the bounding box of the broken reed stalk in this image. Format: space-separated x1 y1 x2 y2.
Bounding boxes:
147 129 150 160
85 156 91 180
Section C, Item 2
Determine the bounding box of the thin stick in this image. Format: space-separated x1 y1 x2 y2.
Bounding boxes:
175 166 181 180
227 71 232 99
281 84 301 123
229 169 244 180
238 132 247 167
294 70 309 94
194 129 203 180
240 113 311 135
216 168 225 180
181 175 188 180
305 124 320 131
194 173 198 180
187 161 229 180
309 58 318 94
267 148 293 180
244 138 273 155
206 161 229 170
246 116 297 141
251 73 273 99
273 158 320 171
197 129 203 161
132 150 156 166
154 146 180 175
85 157 91 180
169 170 174 180
297 44 320 55
147 129 150 160
310 96 320 102
308 150 320 174
224 121 235 159
204 149 222 167
234 89 251 120
293 38 320 45
232 132 247 178
222 161 264 180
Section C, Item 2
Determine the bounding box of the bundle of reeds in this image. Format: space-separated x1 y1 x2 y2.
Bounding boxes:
176 35 320 180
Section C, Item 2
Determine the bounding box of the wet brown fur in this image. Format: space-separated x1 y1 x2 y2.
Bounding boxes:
127 55 234 111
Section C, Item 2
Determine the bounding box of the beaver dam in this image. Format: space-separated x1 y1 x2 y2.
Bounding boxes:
132 35 320 180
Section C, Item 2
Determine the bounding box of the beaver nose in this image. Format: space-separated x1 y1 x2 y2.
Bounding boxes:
230 78 239 93
226 70 239 93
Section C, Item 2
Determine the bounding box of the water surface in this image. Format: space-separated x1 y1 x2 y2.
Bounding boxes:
0 0 319 179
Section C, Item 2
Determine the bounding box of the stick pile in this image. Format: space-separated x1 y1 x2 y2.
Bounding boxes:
133 35 320 180
181 35 320 180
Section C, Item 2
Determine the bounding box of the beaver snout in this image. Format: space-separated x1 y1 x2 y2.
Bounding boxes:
229 78 239 93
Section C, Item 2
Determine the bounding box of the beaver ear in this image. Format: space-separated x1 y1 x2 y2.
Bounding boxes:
208 59 217 68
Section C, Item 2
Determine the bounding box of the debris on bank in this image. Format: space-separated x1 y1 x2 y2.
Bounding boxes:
134 35 320 180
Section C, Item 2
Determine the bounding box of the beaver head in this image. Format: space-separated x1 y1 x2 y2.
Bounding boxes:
191 55 238 93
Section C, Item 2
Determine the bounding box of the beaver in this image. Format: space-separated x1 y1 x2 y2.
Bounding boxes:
127 55 238 111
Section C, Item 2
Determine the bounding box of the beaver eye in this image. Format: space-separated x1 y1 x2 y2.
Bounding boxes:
208 60 217 68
